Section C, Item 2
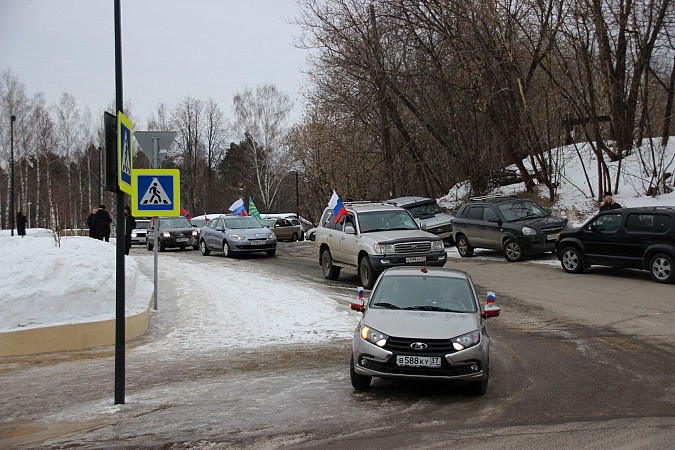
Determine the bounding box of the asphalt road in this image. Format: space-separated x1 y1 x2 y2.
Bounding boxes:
1 242 673 449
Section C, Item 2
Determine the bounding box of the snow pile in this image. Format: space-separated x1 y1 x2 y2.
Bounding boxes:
0 231 153 331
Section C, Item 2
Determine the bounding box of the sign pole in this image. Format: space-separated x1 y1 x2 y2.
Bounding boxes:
153 217 159 310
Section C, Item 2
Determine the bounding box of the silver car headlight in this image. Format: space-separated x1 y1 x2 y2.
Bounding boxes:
131 232 138 238
451 330 481 351
230 234 246 241
374 243 395 253
269 232 277 240
360 325 389 347
192 229 198 236
431 240 444 250
162 231 171 238
522 226 537 236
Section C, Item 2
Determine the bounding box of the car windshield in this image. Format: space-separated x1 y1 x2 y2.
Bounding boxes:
406 201 443 219
370 274 477 312
135 220 150 229
160 217 192 228
262 219 276 227
358 210 418 233
191 219 206 227
497 200 547 221
224 217 264 229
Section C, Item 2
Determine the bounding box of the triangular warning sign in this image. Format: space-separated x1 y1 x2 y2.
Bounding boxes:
140 177 172 205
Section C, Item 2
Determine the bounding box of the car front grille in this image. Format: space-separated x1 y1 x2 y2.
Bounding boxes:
428 224 453 234
384 336 456 355
541 226 564 234
394 241 432 253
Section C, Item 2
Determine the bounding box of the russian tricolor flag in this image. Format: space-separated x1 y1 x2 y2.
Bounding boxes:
327 190 348 223
228 198 249 216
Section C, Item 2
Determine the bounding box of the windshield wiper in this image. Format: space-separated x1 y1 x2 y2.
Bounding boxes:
373 302 401 309
404 305 463 312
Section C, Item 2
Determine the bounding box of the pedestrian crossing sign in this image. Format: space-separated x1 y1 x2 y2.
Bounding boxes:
117 112 134 195
131 169 181 217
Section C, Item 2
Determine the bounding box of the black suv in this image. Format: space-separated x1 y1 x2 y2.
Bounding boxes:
556 206 675 283
452 196 568 262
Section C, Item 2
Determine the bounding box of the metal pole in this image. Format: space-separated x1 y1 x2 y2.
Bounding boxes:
152 137 159 168
98 146 102 206
114 0 126 406
27 202 31 228
295 171 299 217
153 217 159 310
10 114 16 236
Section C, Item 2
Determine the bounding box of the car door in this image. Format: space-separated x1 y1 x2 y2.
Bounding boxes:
584 212 624 266
463 206 485 246
480 205 503 249
275 219 291 240
206 217 223 250
339 213 358 266
623 213 657 267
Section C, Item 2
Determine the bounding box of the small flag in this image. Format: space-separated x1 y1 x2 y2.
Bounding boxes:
180 205 192 220
228 198 249 216
248 198 262 222
486 291 496 304
327 190 348 223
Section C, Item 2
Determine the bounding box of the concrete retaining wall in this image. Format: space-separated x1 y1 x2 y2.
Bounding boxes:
0 297 153 357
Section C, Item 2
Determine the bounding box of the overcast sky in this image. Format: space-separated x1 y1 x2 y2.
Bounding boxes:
0 0 309 125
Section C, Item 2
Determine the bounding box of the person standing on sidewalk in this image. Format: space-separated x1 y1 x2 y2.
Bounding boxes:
16 211 27 236
124 206 136 255
94 205 112 242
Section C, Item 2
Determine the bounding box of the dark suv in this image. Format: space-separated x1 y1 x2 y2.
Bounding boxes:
452 196 568 262
556 206 675 283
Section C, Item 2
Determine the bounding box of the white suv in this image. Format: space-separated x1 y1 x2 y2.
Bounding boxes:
314 203 447 289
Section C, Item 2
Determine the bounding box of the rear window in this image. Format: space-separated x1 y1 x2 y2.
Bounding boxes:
626 213 671 233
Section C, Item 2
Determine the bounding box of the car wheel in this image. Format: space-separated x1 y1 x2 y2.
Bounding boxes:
179 246 185 251
192 245 199 250
359 255 377 290
291 233 298 242
146 241 153 251
159 242 166 252
266 249 276 257
456 235 474 257
222 240 232 258
200 239 211 256
350 357 371 391
649 253 674 283
321 249 341 280
560 246 584 274
503 238 524 262
467 373 488 395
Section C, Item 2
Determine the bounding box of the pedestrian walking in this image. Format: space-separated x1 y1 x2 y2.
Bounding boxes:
16 211 27 237
124 205 136 255
87 207 98 239
94 205 112 242
599 191 622 212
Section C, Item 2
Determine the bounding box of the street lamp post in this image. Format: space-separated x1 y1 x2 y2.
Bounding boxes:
10 114 16 236
97 146 102 206
27 201 32 228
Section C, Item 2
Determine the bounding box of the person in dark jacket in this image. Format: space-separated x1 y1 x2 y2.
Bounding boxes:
87 207 98 238
599 191 622 212
94 204 112 242
16 211 27 236
124 205 136 255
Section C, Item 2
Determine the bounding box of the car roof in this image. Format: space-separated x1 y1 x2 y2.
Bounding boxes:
387 196 434 207
598 206 675 214
465 195 525 204
346 202 407 213
380 266 471 280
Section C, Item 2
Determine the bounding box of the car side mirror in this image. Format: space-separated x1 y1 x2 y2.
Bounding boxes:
420 223 427 230
488 217 500 224
482 291 500 319
345 224 356 234
545 207 552 215
216 227 224 232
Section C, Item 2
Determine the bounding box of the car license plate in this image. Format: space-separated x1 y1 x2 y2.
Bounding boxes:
406 256 426 263
396 355 441 368
546 234 557 240
176 237 188 242
249 240 264 245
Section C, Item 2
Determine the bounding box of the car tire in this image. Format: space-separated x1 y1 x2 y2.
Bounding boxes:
179 246 185 251
192 245 199 250
266 249 276 257
456 235 474 257
291 233 298 242
223 241 232 258
560 246 584 274
649 253 674 283
321 249 340 280
467 373 488 395
359 255 377 290
503 238 524 262
200 239 210 256
146 241 153 251
159 242 166 252
350 357 371 391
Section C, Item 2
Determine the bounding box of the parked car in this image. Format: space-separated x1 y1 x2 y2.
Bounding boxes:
199 214 277 257
452 195 568 262
386 196 454 243
261 217 304 242
146 216 198 252
349 266 500 394
314 202 447 289
556 206 675 283
130 219 151 246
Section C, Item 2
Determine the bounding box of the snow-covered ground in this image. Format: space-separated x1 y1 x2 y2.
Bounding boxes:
1 141 673 340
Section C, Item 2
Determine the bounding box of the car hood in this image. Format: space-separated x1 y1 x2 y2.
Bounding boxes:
159 226 194 233
413 212 454 227
364 230 439 243
509 215 568 231
363 308 479 339
231 228 273 238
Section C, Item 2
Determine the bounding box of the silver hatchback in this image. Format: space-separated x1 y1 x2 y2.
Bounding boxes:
349 266 500 394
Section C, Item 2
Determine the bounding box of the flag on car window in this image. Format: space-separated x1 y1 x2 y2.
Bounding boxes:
248 198 262 222
327 190 348 223
180 205 192 220
228 198 249 216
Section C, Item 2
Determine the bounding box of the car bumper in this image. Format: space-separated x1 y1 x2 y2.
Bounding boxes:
232 241 277 252
352 335 487 381
159 236 193 248
130 235 147 245
518 235 558 254
368 251 447 271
